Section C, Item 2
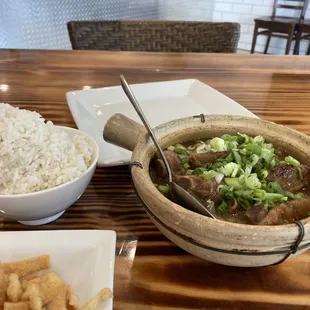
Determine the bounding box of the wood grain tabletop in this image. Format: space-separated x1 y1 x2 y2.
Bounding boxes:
1 49 310 309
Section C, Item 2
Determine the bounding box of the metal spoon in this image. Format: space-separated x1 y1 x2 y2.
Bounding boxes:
120 74 216 219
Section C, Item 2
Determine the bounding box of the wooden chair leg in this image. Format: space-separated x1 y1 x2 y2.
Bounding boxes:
294 29 302 55
264 32 272 54
251 23 259 54
307 41 310 55
285 27 294 55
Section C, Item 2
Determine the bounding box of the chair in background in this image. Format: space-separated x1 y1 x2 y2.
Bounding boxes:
251 0 309 55
67 20 240 53
294 20 310 54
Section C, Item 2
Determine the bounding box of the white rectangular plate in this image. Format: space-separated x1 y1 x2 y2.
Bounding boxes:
0 230 116 310
66 79 257 167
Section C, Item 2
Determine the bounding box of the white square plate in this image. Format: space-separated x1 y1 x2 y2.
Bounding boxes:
66 79 257 167
0 230 116 310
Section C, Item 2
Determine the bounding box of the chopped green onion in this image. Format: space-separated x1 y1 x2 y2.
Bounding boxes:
285 155 300 167
238 198 252 209
261 170 268 178
174 144 188 155
254 189 287 204
221 134 239 142
297 166 303 179
219 185 235 199
261 148 274 162
263 193 288 204
250 154 260 167
217 162 239 177
253 136 264 144
245 174 261 189
224 177 242 189
238 133 251 143
233 150 242 164
244 165 252 177
294 193 304 199
187 145 196 151
215 200 228 213
224 152 234 162
163 134 306 210
175 143 186 149
203 163 212 169
227 141 238 149
242 143 262 155
196 143 211 153
270 158 276 167
284 191 295 199
210 137 227 152
284 191 303 199
265 181 284 194
202 170 217 180
193 167 207 175
157 185 170 196
235 189 255 201
183 163 190 169
178 154 189 164
211 161 227 170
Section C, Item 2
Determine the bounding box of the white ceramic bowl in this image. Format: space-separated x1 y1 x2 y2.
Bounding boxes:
0 126 99 226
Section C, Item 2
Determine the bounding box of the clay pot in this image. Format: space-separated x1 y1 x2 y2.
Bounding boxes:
104 113 310 267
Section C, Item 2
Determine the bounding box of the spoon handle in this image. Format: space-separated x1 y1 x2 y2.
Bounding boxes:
120 74 173 183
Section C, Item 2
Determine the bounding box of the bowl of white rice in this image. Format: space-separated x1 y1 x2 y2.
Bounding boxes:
0 103 99 225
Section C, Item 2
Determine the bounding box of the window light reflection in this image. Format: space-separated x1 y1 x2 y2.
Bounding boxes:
0 84 9 92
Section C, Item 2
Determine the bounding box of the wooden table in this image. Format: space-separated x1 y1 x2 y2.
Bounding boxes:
1 49 310 309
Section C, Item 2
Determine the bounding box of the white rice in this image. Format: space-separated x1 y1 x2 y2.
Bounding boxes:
0 103 93 195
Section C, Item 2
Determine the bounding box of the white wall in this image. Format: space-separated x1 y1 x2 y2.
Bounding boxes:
157 0 310 54
158 0 215 21
210 0 310 54
0 0 309 54
0 0 214 49
0 0 162 49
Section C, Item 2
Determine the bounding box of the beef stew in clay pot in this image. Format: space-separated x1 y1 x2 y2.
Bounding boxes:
104 113 310 267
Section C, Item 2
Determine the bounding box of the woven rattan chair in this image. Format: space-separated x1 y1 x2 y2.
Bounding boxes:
67 20 240 53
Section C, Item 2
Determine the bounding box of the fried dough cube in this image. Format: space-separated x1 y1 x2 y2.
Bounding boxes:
21 275 39 289
25 284 42 310
80 288 113 310
49 285 68 310
22 272 65 306
0 255 50 278
7 274 22 302
37 272 65 305
0 269 8 308
3 301 30 310
67 286 78 309
22 278 40 291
